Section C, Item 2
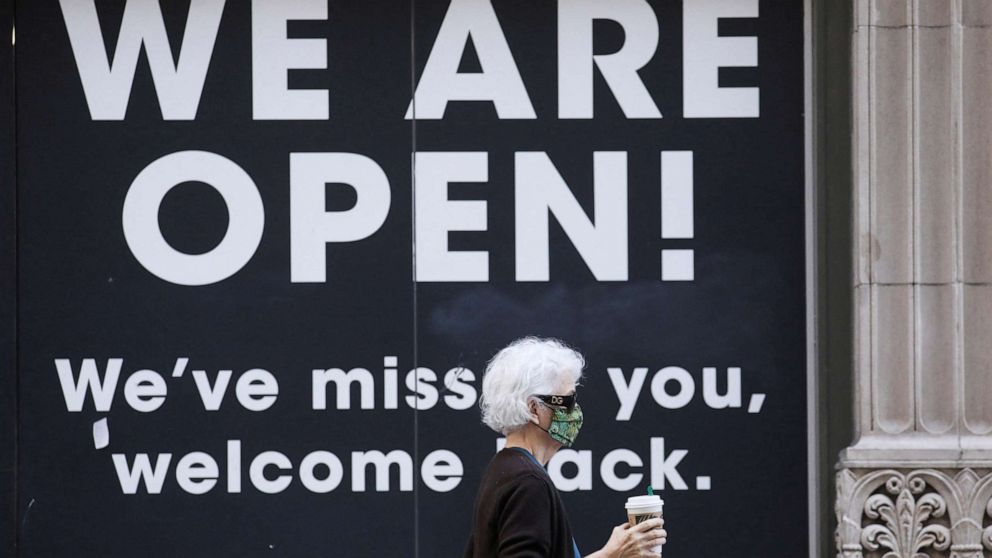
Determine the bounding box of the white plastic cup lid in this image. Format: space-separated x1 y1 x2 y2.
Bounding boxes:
625 495 664 511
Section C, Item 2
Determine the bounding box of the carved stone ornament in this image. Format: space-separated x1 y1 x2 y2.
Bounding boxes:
984 495 992 553
836 469 992 558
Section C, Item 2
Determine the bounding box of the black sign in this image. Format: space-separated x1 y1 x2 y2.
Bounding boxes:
14 1 808 556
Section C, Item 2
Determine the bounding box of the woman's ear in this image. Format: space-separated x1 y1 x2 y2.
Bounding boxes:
527 399 541 424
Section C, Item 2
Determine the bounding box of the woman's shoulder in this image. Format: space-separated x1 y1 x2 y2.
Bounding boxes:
486 448 554 487
494 447 543 468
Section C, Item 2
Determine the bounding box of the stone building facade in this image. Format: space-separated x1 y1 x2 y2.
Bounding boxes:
833 1 992 557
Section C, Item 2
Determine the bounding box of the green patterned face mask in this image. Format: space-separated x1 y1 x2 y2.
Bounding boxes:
534 396 584 448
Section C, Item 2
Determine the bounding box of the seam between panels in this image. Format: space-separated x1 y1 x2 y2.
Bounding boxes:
409 1 420 557
11 1 19 555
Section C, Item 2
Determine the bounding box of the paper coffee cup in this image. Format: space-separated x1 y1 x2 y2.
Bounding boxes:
625 495 664 556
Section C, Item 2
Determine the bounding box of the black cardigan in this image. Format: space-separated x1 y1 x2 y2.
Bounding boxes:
463 447 577 557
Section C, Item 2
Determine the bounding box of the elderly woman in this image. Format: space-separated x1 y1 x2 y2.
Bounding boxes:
464 337 668 558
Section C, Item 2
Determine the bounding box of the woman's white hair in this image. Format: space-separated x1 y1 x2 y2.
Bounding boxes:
480 336 585 435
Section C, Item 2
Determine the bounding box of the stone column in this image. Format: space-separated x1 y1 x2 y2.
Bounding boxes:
836 1 992 557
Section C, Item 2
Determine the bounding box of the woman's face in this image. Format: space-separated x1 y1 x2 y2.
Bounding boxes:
532 373 577 439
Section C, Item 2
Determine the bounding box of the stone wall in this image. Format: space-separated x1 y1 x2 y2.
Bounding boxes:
836 1 992 556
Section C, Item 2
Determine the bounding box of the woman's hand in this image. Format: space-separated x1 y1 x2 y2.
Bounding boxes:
600 518 667 557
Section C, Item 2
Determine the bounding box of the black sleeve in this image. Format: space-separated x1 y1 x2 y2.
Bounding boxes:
495 474 555 558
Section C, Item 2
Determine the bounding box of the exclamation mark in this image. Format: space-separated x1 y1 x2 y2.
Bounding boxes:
661 151 694 281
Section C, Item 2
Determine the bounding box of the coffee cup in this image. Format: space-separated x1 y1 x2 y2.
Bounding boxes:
625 495 664 555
